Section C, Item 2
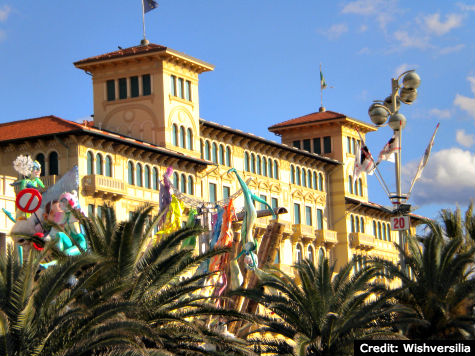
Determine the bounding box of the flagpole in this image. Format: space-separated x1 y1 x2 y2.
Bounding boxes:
320 63 323 109
141 0 147 44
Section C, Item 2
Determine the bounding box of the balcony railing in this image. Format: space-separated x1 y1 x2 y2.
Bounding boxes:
292 224 315 239
82 174 126 198
349 232 375 250
316 228 338 246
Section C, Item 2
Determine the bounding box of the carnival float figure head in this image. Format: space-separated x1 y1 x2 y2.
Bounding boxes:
12 155 45 191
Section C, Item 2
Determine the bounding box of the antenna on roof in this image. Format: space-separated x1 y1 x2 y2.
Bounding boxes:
141 0 158 46
319 64 333 112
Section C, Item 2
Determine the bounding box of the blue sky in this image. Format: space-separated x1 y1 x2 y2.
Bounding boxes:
0 0 474 220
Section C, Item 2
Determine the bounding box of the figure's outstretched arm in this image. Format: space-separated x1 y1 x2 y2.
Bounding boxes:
251 193 277 219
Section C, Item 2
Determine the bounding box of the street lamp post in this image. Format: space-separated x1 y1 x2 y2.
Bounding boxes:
368 70 421 267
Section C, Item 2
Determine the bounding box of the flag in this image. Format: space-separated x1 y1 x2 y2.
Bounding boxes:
409 123 440 193
320 69 327 90
377 135 400 164
353 141 375 185
143 0 158 13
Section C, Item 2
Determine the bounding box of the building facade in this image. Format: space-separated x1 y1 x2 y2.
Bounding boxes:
0 43 422 276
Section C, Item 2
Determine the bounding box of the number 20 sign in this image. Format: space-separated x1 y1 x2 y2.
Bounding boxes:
390 215 410 231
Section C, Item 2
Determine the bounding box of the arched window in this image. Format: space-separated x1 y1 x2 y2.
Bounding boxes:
378 222 382 239
296 243 303 263
173 172 178 188
179 126 185 148
48 151 59 175
262 157 267 176
318 173 324 191
354 180 358 196
94 153 103 175
373 221 377 237
350 215 355 233
296 167 301 185
290 165 295 184
307 170 312 189
273 160 278 179
86 152 93 175
250 154 256 173
352 138 356 154
35 153 45 177
187 175 194 195
187 128 193 150
128 161 134 185
313 172 317 190
358 178 363 196
136 163 143 187
212 143 218 163
349 175 353 194
152 167 158 190
225 147 231 166
355 215 360 232
307 245 315 265
244 152 250 172
204 141 210 160
268 158 273 178
302 169 306 187
360 217 365 233
386 223 391 241
172 124 178 146
180 174 186 193
219 145 225 165
105 156 112 177
382 223 387 241
200 140 204 158
144 165 150 188
318 248 324 264
256 156 261 175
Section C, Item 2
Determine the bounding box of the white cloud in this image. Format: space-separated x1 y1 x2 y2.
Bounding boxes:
341 0 399 29
357 47 370 55
321 23 348 39
456 129 475 147
394 63 418 77
393 30 430 49
0 5 11 22
430 108 452 119
456 2 475 12
359 24 368 32
439 43 466 55
454 75 475 119
403 148 475 205
424 13 463 36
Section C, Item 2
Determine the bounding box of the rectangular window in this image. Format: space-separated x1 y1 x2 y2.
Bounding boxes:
293 140 301 149
87 204 94 217
313 138 321 154
305 206 312 226
209 183 217 203
106 80 115 101
294 203 301 224
271 197 278 211
178 78 184 98
303 139 311 152
316 209 323 230
323 136 331 153
185 80 192 101
259 194 267 210
223 186 231 200
97 206 102 219
130 76 139 98
142 74 151 96
118 78 127 99
347 137 352 154
170 75 176 96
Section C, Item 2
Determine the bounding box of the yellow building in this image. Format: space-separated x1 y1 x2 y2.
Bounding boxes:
0 42 422 273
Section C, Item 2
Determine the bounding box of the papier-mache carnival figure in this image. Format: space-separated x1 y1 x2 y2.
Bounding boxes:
227 168 276 289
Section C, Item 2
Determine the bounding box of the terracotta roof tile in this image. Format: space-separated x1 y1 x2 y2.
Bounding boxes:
0 116 84 141
268 111 346 131
74 43 167 66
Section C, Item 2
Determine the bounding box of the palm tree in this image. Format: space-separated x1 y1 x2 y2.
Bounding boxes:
75 205 255 355
230 257 396 356
374 207 475 340
0 245 155 356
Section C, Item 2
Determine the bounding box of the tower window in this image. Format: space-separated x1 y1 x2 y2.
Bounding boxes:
130 76 139 98
118 78 127 99
293 140 301 149
313 137 321 154
142 74 151 96
49 151 59 175
178 78 184 99
170 75 177 96
106 80 115 101
303 139 311 152
323 136 332 153
185 80 191 101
